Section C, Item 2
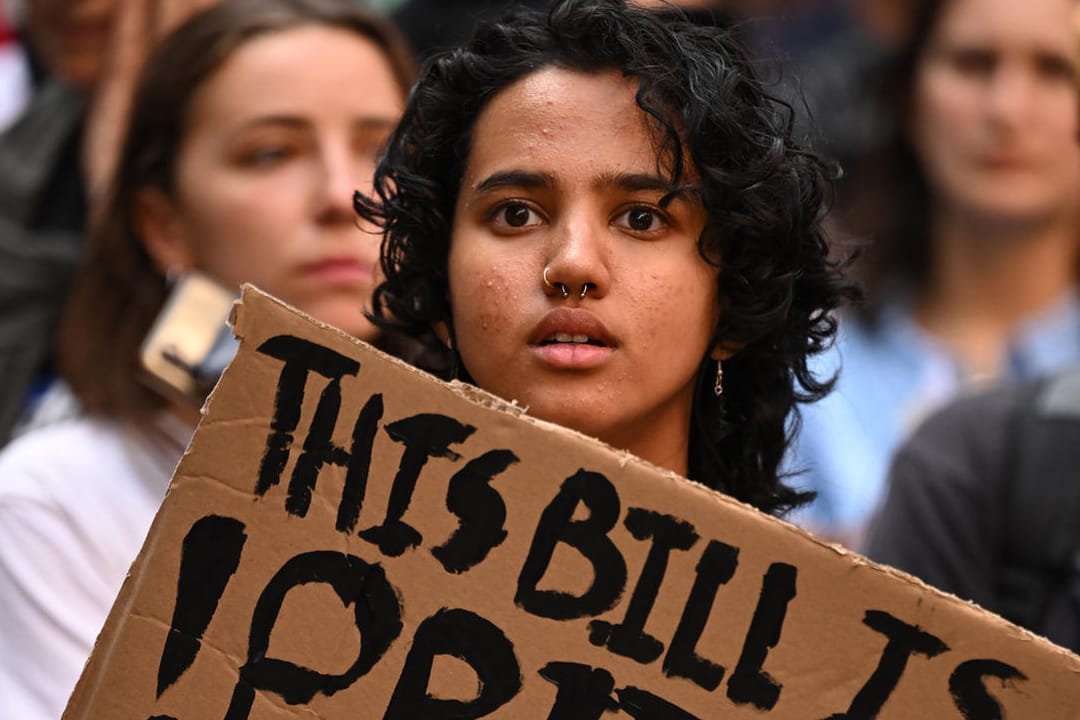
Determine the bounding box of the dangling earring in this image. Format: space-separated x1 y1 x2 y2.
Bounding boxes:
713 360 723 396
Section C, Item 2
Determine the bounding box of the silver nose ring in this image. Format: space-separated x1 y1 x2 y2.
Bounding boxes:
543 266 570 299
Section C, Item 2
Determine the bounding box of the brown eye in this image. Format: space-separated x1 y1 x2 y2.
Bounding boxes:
616 205 666 235
487 201 542 233
628 207 656 231
503 203 531 227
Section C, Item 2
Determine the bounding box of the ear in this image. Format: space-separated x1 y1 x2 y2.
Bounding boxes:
711 341 741 362
133 187 195 275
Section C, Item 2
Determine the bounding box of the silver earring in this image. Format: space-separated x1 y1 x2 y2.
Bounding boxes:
543 266 569 298
714 360 723 396
579 282 595 300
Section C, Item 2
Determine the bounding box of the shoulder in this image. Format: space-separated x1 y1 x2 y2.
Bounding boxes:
899 382 1025 472
0 417 119 489
877 382 1027 535
0 415 177 506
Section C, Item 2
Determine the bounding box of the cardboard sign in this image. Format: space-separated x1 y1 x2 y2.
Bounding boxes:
65 286 1080 719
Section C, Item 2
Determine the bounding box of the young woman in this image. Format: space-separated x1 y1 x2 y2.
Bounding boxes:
357 0 853 515
789 0 1080 547
0 1 413 716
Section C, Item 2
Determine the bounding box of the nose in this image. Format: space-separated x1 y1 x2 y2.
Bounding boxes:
316 141 373 226
984 63 1033 129
542 210 611 301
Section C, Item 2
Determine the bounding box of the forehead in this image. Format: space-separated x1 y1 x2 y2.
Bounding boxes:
463 67 670 185
930 0 1078 51
186 25 404 129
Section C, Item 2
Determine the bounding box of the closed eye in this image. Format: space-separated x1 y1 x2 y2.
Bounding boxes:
236 144 298 169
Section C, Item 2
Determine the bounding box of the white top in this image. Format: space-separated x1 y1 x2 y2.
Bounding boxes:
0 414 191 720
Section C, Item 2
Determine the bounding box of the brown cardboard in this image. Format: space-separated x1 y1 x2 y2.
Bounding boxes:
65 285 1080 719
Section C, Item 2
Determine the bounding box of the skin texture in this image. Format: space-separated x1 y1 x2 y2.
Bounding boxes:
448 68 722 477
910 0 1080 226
137 26 403 342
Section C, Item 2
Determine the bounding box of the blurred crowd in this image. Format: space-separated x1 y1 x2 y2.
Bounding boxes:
1 0 1079 716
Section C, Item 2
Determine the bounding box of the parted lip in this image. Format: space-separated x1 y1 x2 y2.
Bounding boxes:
529 308 616 347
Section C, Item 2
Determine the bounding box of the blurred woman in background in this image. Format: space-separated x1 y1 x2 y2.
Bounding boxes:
0 1 413 716
789 0 1080 547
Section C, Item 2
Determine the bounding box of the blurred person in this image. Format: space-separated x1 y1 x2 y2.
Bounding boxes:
866 368 1080 653
358 0 854 510
23 0 118 89
0 0 215 446
0 1 414 717
0 0 119 445
788 0 1080 547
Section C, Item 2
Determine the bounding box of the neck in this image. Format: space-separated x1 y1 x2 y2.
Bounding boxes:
916 206 1079 377
169 400 202 428
601 403 693 479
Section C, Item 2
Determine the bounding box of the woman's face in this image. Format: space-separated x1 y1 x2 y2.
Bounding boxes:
143 25 403 341
448 68 720 476
910 0 1080 223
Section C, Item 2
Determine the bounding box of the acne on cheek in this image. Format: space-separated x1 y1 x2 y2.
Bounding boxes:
473 273 515 335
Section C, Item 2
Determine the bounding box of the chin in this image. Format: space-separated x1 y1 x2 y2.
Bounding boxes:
960 187 1066 226
523 399 615 441
302 303 379 343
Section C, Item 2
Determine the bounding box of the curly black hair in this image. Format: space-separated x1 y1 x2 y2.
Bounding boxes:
356 0 855 515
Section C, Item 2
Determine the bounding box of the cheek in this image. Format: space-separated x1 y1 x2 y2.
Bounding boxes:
191 213 282 291
629 263 717 354
448 252 527 346
1039 92 1080 140
915 93 962 150
447 239 518 343
177 176 296 285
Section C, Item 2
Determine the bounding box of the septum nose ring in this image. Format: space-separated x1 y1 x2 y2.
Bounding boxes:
543 267 595 300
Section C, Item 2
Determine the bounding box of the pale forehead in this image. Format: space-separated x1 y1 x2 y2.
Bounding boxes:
187 25 404 129
463 67 665 184
931 0 1078 51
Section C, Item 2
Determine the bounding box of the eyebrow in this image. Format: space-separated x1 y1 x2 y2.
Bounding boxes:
233 115 399 134
472 170 687 198
598 171 682 196
473 170 557 194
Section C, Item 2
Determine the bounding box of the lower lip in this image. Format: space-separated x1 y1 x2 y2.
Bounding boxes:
302 261 372 286
982 158 1026 171
531 343 613 369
